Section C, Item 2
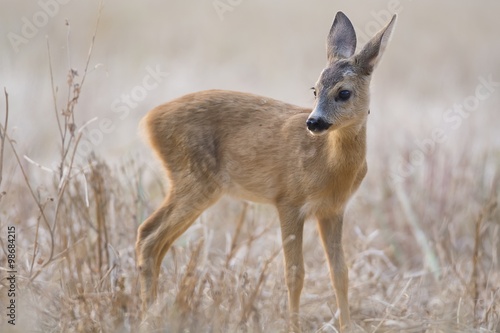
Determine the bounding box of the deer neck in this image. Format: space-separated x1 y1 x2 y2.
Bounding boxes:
326 121 367 169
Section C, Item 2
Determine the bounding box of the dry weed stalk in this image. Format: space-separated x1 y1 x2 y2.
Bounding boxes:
0 89 54 273
0 88 8 190
89 158 111 280
239 244 282 331
170 239 205 332
471 176 498 327
224 202 248 271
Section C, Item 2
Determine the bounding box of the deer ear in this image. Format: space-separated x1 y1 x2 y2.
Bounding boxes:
355 14 397 74
327 12 357 64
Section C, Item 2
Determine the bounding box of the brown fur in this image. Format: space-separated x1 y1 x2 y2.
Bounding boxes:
136 12 396 332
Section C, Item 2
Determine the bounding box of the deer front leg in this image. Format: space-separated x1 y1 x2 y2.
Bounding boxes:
277 205 305 333
316 213 351 331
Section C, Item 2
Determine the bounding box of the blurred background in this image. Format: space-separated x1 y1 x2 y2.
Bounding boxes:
1 0 499 332
2 0 499 164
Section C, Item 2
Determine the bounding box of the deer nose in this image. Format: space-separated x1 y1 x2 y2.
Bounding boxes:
306 117 331 132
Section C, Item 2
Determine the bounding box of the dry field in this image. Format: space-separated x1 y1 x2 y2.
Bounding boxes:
1 1 499 332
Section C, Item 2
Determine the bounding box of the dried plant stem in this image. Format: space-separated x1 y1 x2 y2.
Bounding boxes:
47 40 63 147
394 183 440 278
472 182 498 327
371 277 413 333
0 88 8 188
224 202 248 270
51 131 83 234
49 0 102 235
240 244 282 327
472 209 482 327
1 106 55 271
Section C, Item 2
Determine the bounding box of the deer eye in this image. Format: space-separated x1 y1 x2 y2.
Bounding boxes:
337 90 351 101
311 87 317 97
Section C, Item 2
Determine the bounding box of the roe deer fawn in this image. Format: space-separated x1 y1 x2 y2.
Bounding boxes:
136 11 396 332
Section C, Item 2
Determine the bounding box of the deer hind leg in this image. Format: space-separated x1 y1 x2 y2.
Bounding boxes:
316 213 351 331
277 205 305 333
135 178 222 313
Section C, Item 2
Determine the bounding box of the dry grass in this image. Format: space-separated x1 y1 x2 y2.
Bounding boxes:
1 1 500 332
